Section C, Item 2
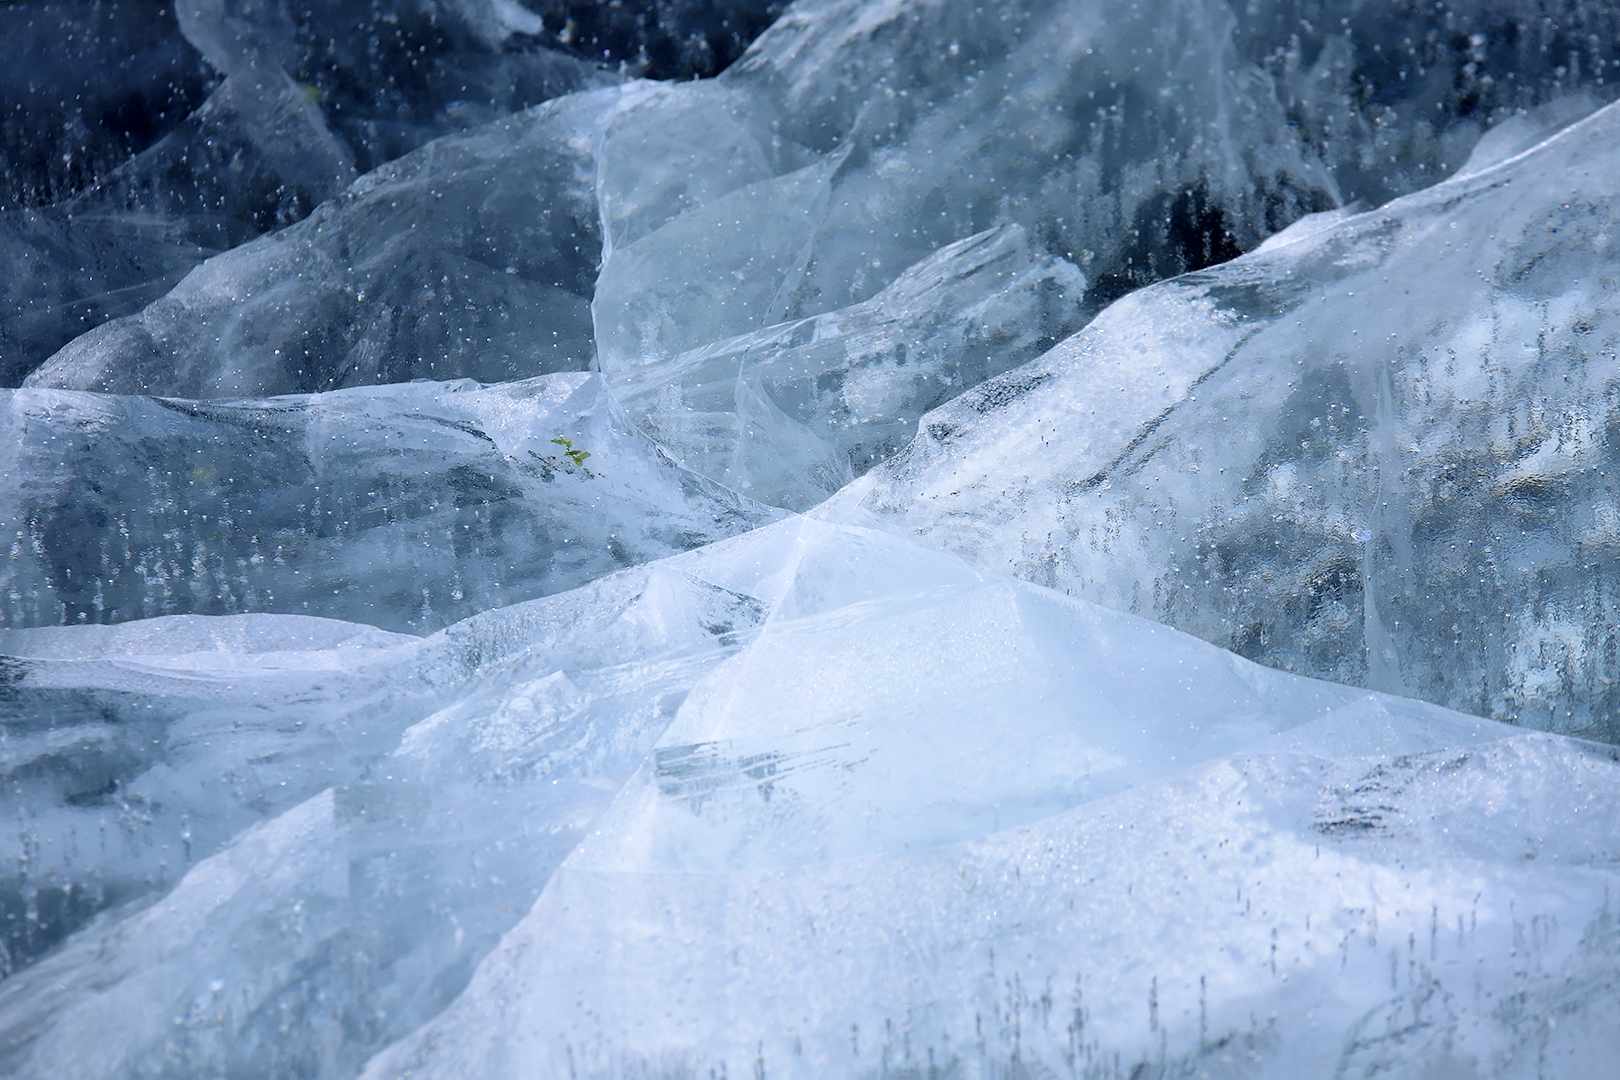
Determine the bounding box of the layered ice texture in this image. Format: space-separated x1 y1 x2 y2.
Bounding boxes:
5 0 1620 1077
864 98 1620 741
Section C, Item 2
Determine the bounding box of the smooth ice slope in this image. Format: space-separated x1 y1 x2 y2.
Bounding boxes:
865 97 1620 742
6 451 1620 1080
0 373 778 632
360 513 1620 1079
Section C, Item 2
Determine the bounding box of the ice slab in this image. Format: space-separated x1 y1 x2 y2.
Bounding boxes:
607 224 1087 508
175 0 622 172
30 0 1615 407
357 516 1620 1080
0 6 623 389
0 58 390 388
864 97 1620 742
0 208 215 387
0 612 414 671
0 68 367 385
570 548 1363 874
0 553 770 1074
578 0 1613 506
24 88 623 397
591 79 821 257
588 0 1340 369
0 372 779 633
588 0 1620 374
366 728 1620 1080
0 2 210 210
6 495 1619 1080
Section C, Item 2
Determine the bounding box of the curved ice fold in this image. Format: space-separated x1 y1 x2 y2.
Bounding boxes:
865 96 1620 741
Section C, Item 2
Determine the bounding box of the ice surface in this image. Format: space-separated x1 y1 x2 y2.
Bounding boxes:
0 3 618 389
0 2 211 209
0 207 215 388
5 505 1617 1079
866 97 1620 742
0 553 768 1074
358 515 1620 1079
0 70 361 386
38 0 1616 404
0 373 779 632
8 1 1620 1077
608 224 1088 508
588 0 1620 373
172 0 623 172
585 0 1342 372
385 731 1620 1079
25 90 619 396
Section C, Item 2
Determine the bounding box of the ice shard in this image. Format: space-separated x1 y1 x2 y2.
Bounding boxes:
9 500 1618 1079
0 555 767 1076
591 0 1620 373
0 1 616 389
0 2 211 209
172 0 623 172
607 224 1088 508
0 70 362 386
39 0 1603 405
24 89 617 397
